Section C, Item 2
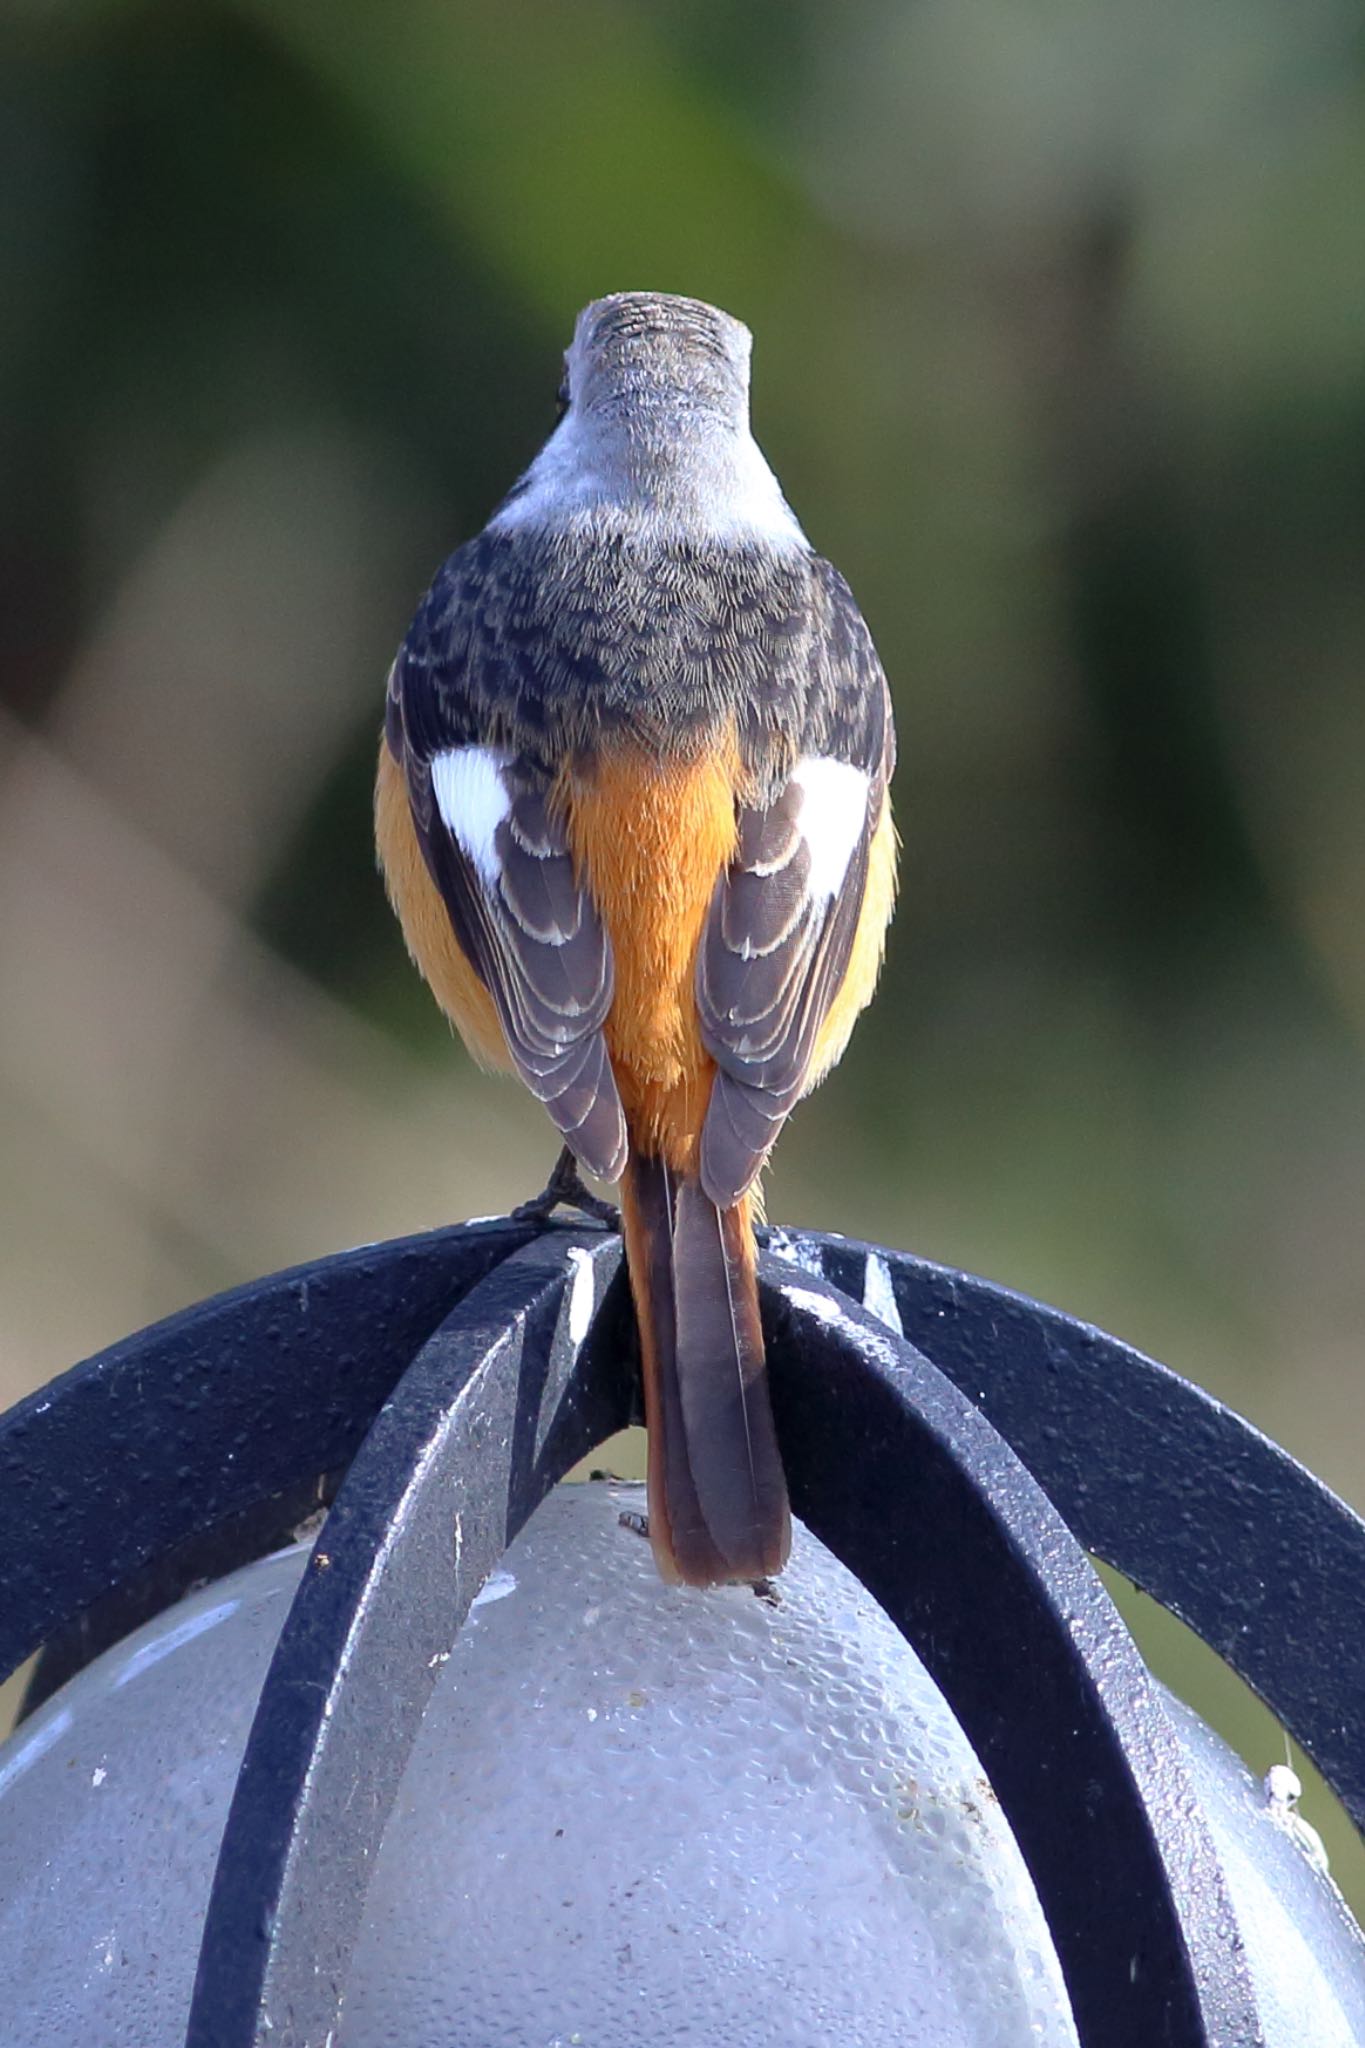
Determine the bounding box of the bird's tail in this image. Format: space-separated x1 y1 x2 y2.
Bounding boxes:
620 1150 790 1587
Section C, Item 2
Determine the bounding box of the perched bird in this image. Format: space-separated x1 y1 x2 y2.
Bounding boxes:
376 291 897 1588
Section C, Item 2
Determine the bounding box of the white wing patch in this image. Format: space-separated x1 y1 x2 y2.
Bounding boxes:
431 746 512 888
793 756 870 901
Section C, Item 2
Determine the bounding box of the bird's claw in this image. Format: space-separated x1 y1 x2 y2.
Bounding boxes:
512 1146 621 1231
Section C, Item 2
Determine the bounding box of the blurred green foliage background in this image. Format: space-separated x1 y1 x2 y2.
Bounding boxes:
2 0 1363 1892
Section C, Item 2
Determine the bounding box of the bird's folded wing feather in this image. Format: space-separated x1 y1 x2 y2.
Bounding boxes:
697 567 894 1207
386 656 627 1182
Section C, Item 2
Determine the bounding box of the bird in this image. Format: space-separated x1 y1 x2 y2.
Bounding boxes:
376 291 897 1588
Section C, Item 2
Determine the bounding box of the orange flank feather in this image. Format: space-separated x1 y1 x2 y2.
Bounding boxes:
374 742 511 1074
808 791 898 1086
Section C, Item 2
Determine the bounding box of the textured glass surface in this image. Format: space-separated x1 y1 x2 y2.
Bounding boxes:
1164 1691 1365 2048
0 1485 1081 2045
0 1547 299 2046
13 1480 1362 2045
342 1482 1077 2048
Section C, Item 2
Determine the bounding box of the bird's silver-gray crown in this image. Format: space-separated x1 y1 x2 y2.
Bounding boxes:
570 292 751 425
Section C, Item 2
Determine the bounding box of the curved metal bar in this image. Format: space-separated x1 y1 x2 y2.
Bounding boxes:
2 1211 1356 2047
762 1255 1261 2048
190 1231 1261 2048
0 1217 536 1685
186 1231 628 2048
769 1226 1365 1832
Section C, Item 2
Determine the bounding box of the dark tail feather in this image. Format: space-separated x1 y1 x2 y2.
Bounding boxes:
621 1151 790 1587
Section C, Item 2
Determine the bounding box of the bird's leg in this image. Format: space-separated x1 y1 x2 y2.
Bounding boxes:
512 1145 620 1230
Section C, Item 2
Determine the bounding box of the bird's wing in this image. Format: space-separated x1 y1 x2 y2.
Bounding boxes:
696 562 894 1207
385 651 627 1182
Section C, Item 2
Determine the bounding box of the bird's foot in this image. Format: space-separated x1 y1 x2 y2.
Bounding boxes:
512 1146 620 1231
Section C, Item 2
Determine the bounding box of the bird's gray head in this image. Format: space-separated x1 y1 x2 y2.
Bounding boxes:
568 292 752 427
490 291 806 550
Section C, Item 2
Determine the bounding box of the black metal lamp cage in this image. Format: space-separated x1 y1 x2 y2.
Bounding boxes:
1 1214 1363 2048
